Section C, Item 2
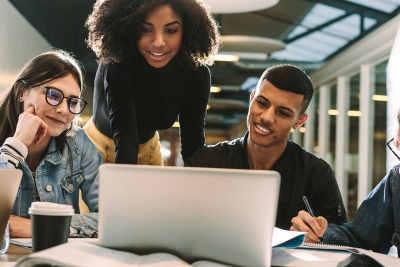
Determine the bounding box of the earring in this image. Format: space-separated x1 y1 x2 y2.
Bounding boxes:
19 97 23 102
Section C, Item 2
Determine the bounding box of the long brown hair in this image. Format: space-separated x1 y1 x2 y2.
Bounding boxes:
0 50 84 151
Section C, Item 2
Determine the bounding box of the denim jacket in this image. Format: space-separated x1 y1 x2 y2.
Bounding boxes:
11 128 102 237
323 164 400 257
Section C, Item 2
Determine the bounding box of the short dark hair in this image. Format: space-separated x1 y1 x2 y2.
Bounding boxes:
85 0 220 69
261 64 314 113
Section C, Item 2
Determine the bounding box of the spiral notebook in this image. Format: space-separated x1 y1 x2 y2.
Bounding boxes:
272 243 400 267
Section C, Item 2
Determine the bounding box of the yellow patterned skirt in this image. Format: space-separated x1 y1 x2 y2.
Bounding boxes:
83 117 163 165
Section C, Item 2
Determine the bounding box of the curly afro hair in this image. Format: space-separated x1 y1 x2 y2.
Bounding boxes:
85 0 220 69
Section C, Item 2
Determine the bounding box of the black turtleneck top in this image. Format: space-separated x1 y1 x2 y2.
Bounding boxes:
92 54 210 164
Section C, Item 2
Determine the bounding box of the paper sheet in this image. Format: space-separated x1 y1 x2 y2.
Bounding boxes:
10 237 98 248
271 248 357 267
272 227 306 248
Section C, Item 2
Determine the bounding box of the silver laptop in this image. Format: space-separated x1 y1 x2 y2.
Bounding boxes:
0 169 23 241
98 165 280 267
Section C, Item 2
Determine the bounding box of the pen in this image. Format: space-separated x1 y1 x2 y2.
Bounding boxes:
302 196 323 242
302 196 315 217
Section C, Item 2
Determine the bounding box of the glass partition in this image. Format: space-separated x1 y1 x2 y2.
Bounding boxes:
347 73 361 220
373 60 388 187
328 84 337 168
313 91 319 154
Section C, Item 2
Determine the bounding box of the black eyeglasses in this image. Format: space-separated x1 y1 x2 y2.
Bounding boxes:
42 86 87 114
387 137 400 161
20 80 87 114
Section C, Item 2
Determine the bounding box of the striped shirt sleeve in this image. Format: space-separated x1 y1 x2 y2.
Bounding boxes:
0 137 28 169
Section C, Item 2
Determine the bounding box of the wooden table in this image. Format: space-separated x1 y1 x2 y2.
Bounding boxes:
0 244 31 263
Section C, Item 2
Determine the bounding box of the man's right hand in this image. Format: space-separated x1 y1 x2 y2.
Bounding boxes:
13 106 47 146
290 210 328 243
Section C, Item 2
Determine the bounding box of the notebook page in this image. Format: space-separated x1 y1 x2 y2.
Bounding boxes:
11 237 99 249
16 242 191 267
16 242 141 267
301 243 400 267
272 227 306 248
271 248 357 267
301 243 354 252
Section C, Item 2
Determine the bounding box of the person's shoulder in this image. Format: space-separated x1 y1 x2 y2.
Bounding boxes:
102 59 135 75
69 127 91 147
65 127 83 146
289 140 332 168
387 164 400 183
186 137 245 166
390 164 400 174
72 126 85 137
198 137 244 159
208 137 243 150
192 140 235 155
197 64 210 72
69 127 101 157
197 64 210 77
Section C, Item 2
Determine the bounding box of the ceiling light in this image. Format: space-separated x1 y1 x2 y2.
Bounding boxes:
358 94 388 101
347 110 361 117
214 54 239 62
220 35 285 54
328 109 339 116
372 95 388 101
206 104 211 110
327 109 362 116
211 86 221 93
299 127 306 133
172 122 180 128
202 0 279 14
218 51 268 61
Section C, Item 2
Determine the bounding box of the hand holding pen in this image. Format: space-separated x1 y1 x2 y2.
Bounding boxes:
290 196 328 243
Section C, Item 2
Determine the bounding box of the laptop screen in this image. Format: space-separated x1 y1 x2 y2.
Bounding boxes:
98 165 280 267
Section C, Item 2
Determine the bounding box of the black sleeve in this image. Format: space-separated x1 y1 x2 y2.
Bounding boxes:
103 62 139 164
310 162 348 225
179 67 210 162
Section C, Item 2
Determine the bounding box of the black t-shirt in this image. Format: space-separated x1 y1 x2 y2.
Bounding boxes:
92 54 211 164
185 132 348 230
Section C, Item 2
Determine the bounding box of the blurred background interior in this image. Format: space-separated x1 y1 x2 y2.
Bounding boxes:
1 0 400 219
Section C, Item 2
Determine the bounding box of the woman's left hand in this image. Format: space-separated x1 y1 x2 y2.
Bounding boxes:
9 215 32 238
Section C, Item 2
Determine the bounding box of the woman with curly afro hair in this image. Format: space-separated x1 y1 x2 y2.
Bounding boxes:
84 0 220 165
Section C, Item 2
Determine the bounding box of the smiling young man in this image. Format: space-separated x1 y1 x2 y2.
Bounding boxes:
185 64 347 230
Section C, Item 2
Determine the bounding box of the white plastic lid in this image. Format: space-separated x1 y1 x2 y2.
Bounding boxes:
28 202 74 216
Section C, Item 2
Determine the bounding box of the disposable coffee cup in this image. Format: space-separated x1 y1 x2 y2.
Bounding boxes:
28 202 74 252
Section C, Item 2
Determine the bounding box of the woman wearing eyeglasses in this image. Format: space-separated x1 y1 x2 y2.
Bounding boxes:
0 50 102 238
84 0 220 164
290 110 400 257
